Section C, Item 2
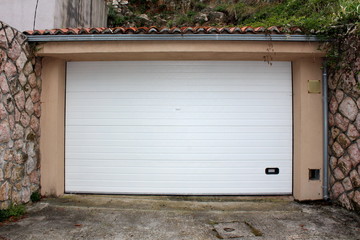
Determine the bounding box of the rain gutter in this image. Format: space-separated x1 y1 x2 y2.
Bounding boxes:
26 34 319 42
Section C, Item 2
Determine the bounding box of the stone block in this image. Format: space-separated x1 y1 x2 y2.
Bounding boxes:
11 190 21 203
30 88 40 103
335 89 344 103
338 155 352 175
342 177 353 191
0 29 7 48
350 170 360 188
331 127 340 140
8 115 14 130
0 103 7 120
335 113 349 132
34 58 42 77
24 84 31 98
20 112 30 127
30 170 40 184
331 182 345 199
0 73 9 94
0 120 11 143
30 116 39 133
5 27 14 43
338 193 352 210
354 114 360 131
25 156 36 174
339 97 358 121
0 181 10 201
348 143 360 166
11 165 24 182
23 61 33 76
14 90 25 111
4 60 17 79
329 156 338 170
329 113 335 127
28 73 36 88
4 95 14 114
333 167 345 180
12 124 24 140
18 72 27 87
329 96 338 114
347 124 360 140
21 187 30 203
332 142 344 158
8 40 21 61
33 102 41 118
337 133 351 149
25 98 34 116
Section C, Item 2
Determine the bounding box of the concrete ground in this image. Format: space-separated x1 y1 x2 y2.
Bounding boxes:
0 195 359 240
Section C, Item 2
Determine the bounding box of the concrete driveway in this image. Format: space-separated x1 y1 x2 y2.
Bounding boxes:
0 195 359 240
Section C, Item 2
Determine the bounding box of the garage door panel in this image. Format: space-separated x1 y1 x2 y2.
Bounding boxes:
67 91 291 100
68 111 290 120
67 84 290 92
66 153 291 161
69 158 291 170
66 146 290 155
65 61 292 195
66 167 291 176
66 139 291 148
67 125 290 133
67 98 290 108
67 76 291 89
66 132 291 141
67 119 291 126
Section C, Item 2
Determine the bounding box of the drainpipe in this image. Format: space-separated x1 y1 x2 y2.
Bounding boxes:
322 60 329 200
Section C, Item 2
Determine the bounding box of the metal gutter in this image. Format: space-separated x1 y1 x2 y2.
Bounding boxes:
322 60 329 200
26 34 319 42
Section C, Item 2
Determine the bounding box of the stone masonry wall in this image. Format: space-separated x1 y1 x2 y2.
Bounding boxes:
0 21 41 209
328 55 360 211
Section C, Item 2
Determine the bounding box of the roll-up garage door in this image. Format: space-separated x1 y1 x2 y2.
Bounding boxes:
65 61 292 195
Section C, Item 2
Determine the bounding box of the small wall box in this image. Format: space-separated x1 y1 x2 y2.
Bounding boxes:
308 80 321 94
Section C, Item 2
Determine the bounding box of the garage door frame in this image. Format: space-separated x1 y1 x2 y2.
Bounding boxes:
38 40 324 200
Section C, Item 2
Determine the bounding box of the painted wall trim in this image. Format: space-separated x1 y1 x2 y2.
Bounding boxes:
27 34 320 42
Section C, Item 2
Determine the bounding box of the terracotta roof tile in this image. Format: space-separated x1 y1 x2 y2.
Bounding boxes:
23 26 303 35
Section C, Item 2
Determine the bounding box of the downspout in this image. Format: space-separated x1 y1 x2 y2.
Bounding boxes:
322 60 329 200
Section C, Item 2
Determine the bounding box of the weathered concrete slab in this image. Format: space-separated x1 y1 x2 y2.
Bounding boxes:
0 195 359 240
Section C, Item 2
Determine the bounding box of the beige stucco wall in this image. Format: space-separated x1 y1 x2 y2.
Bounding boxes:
293 58 324 200
38 40 325 200
40 58 65 196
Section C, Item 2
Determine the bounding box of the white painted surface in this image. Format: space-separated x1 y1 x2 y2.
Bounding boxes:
0 0 107 31
0 0 56 31
66 61 293 195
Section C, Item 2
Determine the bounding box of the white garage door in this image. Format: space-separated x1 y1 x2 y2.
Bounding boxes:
65 61 292 195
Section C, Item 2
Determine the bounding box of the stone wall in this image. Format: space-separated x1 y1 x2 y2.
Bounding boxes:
0 22 41 209
328 55 360 211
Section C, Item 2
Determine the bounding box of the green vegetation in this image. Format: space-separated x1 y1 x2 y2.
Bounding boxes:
0 204 26 222
243 0 359 32
107 0 359 76
107 0 359 32
107 5 126 27
31 191 42 203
